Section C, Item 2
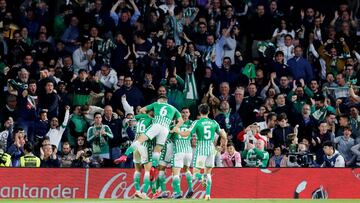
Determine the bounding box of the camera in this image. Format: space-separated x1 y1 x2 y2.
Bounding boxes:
80 149 92 160
288 153 316 167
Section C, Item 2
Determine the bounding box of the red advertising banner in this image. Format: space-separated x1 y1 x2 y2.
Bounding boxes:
0 169 85 198
1 168 360 199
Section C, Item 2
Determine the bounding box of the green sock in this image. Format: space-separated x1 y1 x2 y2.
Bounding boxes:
142 172 151 193
206 174 212 196
158 171 166 192
172 175 181 195
152 152 160 167
125 141 140 156
151 180 157 194
185 171 193 191
133 171 141 192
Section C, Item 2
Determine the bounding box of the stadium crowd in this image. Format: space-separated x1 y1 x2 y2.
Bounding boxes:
1 0 360 168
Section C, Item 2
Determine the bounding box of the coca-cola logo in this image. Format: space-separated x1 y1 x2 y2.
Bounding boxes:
99 172 206 199
352 168 360 181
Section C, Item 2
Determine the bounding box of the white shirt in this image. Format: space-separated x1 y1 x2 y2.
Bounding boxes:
47 109 70 148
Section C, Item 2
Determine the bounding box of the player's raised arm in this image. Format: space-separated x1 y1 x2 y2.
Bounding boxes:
219 128 228 146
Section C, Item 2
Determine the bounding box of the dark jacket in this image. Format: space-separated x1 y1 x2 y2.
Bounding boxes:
102 116 124 148
272 125 294 147
41 158 60 168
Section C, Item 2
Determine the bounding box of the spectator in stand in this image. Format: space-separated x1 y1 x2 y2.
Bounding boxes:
34 110 49 145
159 71 185 110
271 51 292 79
40 144 60 168
0 117 13 152
61 15 80 53
318 38 350 76
67 106 88 147
287 46 314 83
312 122 333 165
321 141 345 167
287 79 314 115
273 93 291 116
276 34 295 64
278 76 292 96
59 142 75 168
292 104 317 142
215 100 242 145
102 105 123 162
331 126 356 167
87 112 113 167
272 113 293 149
95 64 118 91
249 4 273 58
221 142 242 167
46 106 70 148
7 128 25 167
268 146 288 167
38 81 59 120
111 75 144 116
72 37 96 73
240 83 263 127
71 69 101 106
0 95 19 130
242 139 269 168
272 19 295 48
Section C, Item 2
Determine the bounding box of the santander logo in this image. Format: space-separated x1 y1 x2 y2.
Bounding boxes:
99 172 206 199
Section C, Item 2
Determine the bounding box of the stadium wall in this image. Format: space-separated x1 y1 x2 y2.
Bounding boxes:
0 168 360 199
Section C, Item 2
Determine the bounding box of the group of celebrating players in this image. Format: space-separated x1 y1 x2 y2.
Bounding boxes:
115 95 227 200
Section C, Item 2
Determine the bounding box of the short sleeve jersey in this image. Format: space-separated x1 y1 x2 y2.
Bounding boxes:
145 102 181 129
189 117 220 156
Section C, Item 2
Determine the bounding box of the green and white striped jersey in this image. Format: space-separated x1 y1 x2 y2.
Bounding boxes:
189 117 220 156
145 102 181 129
173 120 193 154
135 114 154 148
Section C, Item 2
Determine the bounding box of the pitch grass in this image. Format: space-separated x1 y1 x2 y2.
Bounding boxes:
1 199 360 203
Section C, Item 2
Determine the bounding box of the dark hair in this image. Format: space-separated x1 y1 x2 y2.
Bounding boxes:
28 79 37 85
94 112 102 118
344 125 352 131
284 34 293 39
322 140 334 148
277 113 287 121
181 107 190 111
266 112 277 123
198 103 210 115
24 142 33 153
227 141 234 147
173 6 183 16
134 31 146 40
275 51 284 57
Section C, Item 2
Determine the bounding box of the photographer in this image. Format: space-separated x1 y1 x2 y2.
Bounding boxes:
287 142 316 167
59 142 75 168
71 148 96 168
